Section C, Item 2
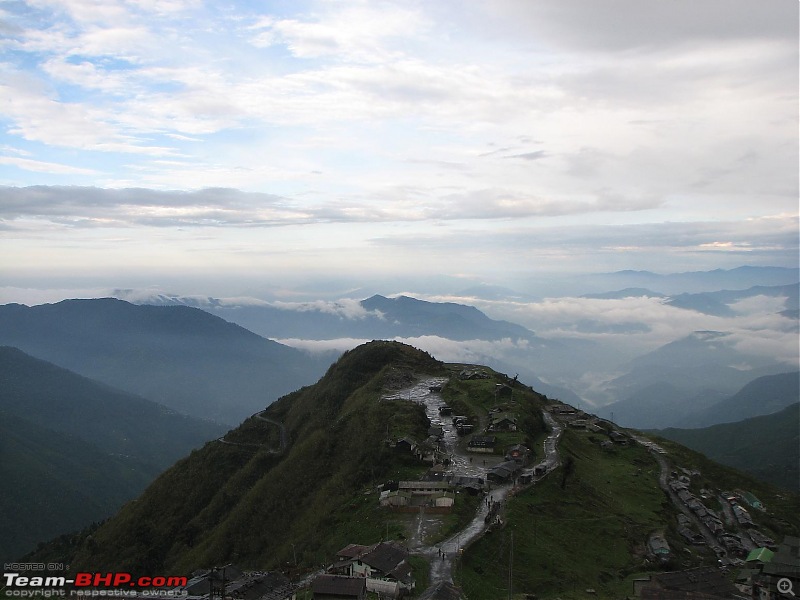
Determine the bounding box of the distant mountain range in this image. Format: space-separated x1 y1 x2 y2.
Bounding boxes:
112 291 593 408
572 266 799 296
579 283 798 318
112 282 798 418
665 284 799 317
0 346 226 561
656 403 800 490
118 293 537 342
581 288 666 300
0 299 330 424
603 369 799 430
598 333 795 425
674 371 799 428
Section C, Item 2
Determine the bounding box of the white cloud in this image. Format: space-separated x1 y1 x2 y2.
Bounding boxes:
0 156 99 175
276 334 532 367
275 337 369 355
247 3 428 62
271 298 383 320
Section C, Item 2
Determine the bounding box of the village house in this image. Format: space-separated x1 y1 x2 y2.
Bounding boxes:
428 425 444 439
393 438 416 454
380 480 456 511
647 534 671 563
736 490 765 511
609 430 629 445
415 436 443 464
505 444 530 463
494 384 513 401
449 474 485 495
633 566 743 599
488 412 517 432
487 460 522 483
312 575 366 600
549 403 576 416
467 435 497 453
398 480 452 495
379 490 412 507
329 542 414 598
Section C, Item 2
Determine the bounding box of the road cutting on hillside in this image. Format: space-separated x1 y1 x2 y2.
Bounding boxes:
382 377 563 588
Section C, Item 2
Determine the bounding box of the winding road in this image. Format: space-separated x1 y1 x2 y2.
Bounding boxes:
385 378 564 591
215 410 287 454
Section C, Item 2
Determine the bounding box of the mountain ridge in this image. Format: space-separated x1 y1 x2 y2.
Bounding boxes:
0 299 329 424
655 403 800 490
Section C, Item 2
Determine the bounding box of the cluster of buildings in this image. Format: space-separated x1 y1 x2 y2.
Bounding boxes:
669 474 728 542
547 402 634 448
736 536 800 599
634 536 800 599
669 469 780 562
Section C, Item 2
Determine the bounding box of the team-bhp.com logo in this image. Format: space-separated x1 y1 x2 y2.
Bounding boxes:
3 572 188 597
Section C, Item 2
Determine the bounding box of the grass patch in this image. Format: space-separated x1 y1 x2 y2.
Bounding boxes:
457 429 671 600
408 554 430 594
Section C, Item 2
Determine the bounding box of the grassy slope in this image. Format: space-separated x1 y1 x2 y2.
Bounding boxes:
0 412 155 562
458 428 669 600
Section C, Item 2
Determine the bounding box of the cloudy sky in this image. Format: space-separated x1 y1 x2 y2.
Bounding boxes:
1 0 798 299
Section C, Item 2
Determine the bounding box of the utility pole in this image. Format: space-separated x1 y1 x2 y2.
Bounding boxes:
508 531 513 600
209 566 226 600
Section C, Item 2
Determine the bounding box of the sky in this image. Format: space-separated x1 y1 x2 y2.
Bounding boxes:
0 0 798 300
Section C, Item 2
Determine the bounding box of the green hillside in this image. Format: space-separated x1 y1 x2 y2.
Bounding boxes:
0 412 154 562
656 403 800 490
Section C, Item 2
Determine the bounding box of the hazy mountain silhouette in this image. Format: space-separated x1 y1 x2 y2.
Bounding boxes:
674 371 799 428
599 331 792 421
0 299 330 424
665 283 799 317
0 346 226 561
657 403 800 490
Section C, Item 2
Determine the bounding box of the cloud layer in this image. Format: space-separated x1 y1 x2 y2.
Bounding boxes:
0 0 797 285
